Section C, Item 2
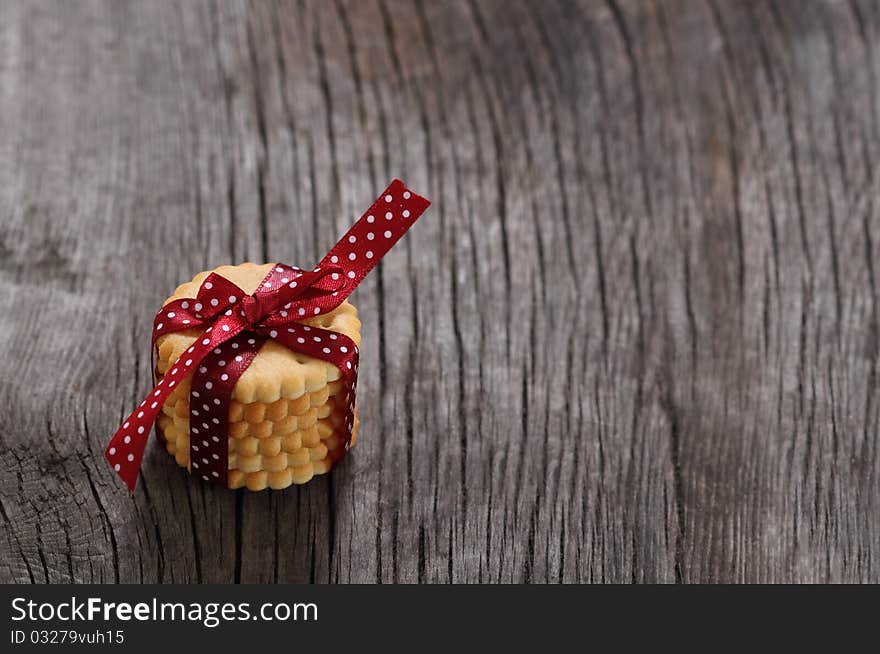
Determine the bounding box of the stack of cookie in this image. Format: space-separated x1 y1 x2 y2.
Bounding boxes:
153 263 360 490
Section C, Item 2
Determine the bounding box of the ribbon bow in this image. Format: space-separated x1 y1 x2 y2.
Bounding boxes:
105 179 430 490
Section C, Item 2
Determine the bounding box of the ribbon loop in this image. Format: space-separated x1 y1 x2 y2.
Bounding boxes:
194 273 243 319
107 179 430 490
152 275 248 342
256 264 350 325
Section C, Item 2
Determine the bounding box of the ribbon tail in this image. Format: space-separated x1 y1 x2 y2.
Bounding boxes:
315 179 430 297
105 381 178 491
105 314 248 490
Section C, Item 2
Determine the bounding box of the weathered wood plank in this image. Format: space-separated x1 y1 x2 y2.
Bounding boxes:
0 0 877 583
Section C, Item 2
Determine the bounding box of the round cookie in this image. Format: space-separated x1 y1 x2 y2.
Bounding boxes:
154 263 361 490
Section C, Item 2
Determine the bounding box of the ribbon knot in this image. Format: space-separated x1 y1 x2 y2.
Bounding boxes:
239 294 264 326
106 179 430 491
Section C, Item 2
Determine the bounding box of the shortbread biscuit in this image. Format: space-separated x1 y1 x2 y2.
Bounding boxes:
154 263 360 490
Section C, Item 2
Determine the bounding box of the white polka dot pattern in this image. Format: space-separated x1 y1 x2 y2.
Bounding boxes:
188 332 265 484
105 179 430 490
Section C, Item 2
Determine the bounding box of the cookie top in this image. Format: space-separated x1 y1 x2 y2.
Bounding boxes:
155 263 361 404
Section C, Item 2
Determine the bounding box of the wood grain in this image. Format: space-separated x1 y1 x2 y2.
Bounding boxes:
1 0 878 583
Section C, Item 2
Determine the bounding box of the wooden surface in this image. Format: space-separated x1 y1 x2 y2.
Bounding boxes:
1 0 878 584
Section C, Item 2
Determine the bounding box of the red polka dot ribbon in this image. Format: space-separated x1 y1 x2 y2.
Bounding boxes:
105 179 430 490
